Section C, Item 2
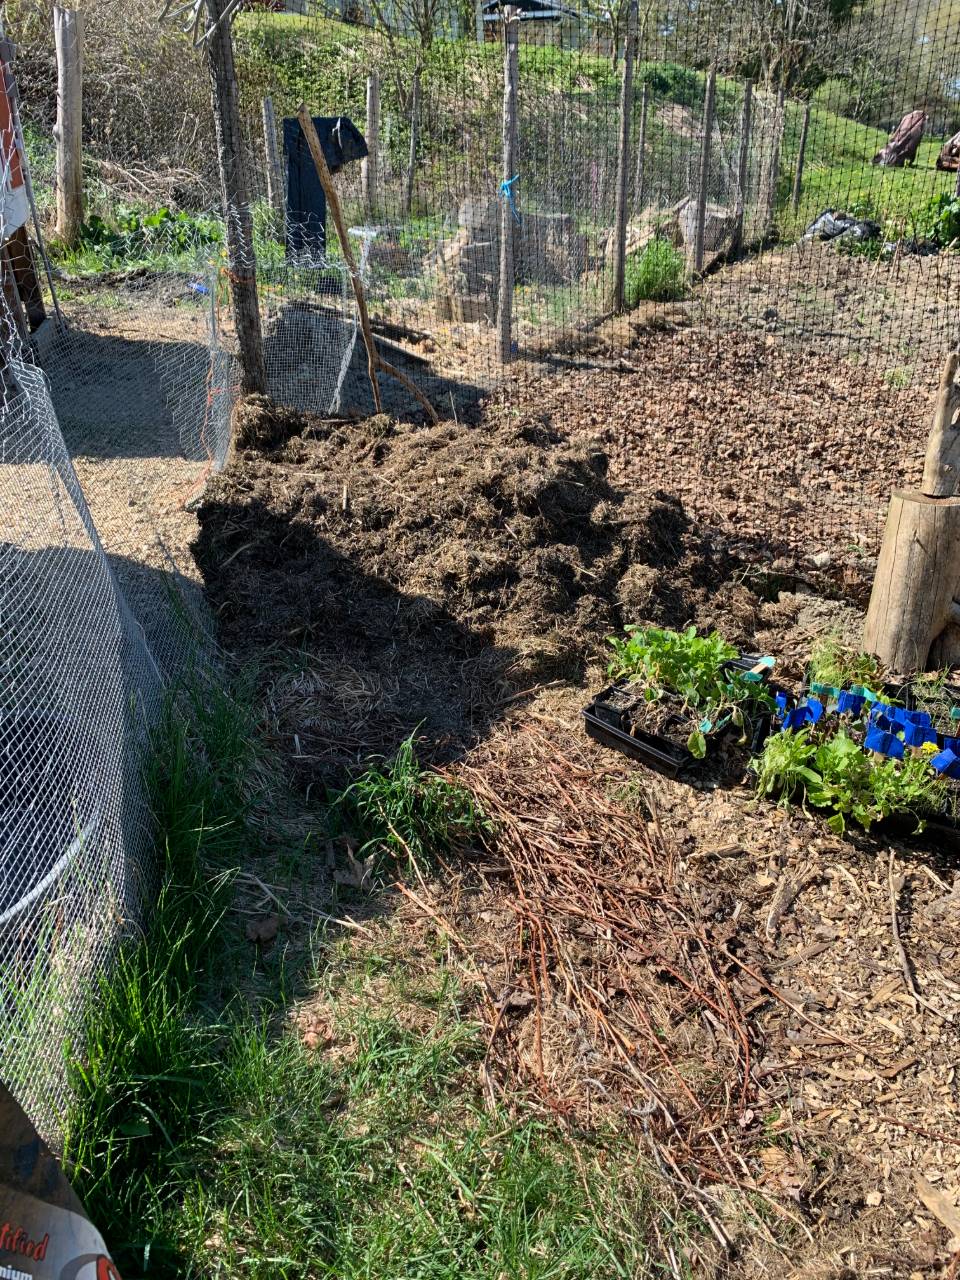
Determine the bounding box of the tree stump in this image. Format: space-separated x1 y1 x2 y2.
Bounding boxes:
863 352 960 672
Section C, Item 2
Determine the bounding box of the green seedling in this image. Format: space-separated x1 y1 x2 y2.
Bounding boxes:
607 625 773 758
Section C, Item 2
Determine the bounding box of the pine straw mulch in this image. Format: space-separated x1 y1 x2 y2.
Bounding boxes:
406 700 960 1278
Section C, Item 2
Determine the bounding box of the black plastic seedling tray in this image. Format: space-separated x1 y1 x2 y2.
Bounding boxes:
582 656 776 778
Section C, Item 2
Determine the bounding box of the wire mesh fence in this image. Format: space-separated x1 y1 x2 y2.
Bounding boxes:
0 318 161 1140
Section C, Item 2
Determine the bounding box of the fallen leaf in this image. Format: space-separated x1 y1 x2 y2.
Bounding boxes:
245 913 280 945
334 849 376 891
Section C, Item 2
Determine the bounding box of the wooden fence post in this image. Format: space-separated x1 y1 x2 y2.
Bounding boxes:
53 5 83 246
763 86 786 242
498 6 519 365
362 71 380 216
632 81 649 215
403 66 421 217
205 0 267 397
261 95 285 236
791 99 811 215
692 66 716 274
610 0 637 313
475 0 485 42
731 78 753 255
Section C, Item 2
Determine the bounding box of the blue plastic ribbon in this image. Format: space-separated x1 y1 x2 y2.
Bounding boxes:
499 174 521 223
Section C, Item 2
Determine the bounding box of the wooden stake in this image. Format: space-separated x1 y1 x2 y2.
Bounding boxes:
693 67 716 274
5 226 44 330
864 354 960 671
610 0 637 313
921 350 960 496
53 4 83 246
261 95 285 237
205 0 267 396
731 79 753 255
791 99 812 215
632 81 649 216
498 6 520 364
763 86 786 242
362 71 380 215
402 66 421 217
296 104 439 424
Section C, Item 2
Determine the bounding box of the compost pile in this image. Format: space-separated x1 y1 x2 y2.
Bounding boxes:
194 398 757 776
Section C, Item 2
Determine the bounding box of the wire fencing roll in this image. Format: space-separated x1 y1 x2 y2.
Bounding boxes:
0 320 160 1141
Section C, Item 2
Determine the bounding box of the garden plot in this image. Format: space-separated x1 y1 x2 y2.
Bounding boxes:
191 372 960 1277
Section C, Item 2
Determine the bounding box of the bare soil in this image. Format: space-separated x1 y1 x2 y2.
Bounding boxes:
194 360 960 1276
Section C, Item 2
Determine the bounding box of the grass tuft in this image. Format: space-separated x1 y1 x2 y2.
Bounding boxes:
331 734 490 873
624 239 688 307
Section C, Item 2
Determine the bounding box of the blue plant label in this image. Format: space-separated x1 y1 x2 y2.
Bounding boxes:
932 747 960 779
807 698 825 723
904 722 937 748
865 728 904 759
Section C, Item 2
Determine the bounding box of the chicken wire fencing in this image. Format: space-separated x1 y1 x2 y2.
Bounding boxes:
0 309 161 1142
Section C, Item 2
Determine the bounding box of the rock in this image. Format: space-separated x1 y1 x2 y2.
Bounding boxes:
809 551 832 569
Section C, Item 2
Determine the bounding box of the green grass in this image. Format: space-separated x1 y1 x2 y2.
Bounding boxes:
331 733 490 876
61 681 661 1279
624 239 688 304
777 104 955 240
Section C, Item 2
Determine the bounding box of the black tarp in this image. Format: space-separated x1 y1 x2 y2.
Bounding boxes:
283 115 368 259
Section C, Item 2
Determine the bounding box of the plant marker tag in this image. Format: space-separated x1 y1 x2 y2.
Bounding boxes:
837 690 864 716
951 707 960 722
931 747 960 779
699 717 712 733
865 727 904 760
806 697 825 724
904 722 937 748
810 682 829 697
783 707 811 731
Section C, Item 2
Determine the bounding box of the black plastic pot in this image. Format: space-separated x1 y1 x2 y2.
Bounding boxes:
582 656 777 778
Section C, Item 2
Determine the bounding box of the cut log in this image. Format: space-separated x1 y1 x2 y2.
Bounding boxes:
921 351 960 497
862 491 960 672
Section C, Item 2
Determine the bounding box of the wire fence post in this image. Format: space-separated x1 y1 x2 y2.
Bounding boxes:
403 66 422 217
731 78 753 255
791 99 812 215
362 71 381 216
261 95 285 237
693 66 716 274
610 0 638 313
53 4 83 246
498 6 519 365
632 81 649 216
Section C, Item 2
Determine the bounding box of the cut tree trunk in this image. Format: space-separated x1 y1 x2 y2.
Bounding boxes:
863 353 960 672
